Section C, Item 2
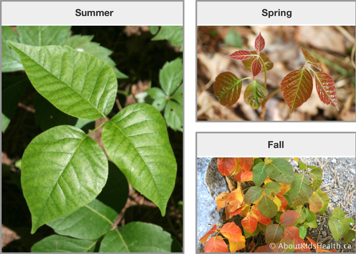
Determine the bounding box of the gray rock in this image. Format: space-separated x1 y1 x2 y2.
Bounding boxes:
197 158 228 252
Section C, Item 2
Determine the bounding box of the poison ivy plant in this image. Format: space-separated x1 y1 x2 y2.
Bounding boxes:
145 58 183 131
214 33 339 120
6 36 179 252
150 26 183 51
200 157 355 253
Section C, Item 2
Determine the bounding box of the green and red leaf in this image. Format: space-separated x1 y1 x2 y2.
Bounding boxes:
280 210 301 226
204 236 228 253
251 204 272 225
280 68 313 113
242 51 273 72
301 47 321 70
244 80 268 109
255 33 265 53
309 196 323 213
199 225 218 244
228 50 253 61
213 72 242 107
284 226 300 240
241 213 258 234
252 58 262 77
314 72 338 110
265 224 283 244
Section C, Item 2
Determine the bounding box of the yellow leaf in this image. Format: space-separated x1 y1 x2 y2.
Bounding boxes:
272 195 282 210
229 239 246 252
239 204 251 217
264 178 272 185
294 157 299 163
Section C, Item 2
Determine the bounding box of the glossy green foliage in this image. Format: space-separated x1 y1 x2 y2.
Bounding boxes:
7 41 117 120
2 75 28 132
285 173 313 207
17 26 70 46
266 158 294 185
21 125 108 233
102 103 177 216
47 199 117 240
99 222 174 252
64 35 127 79
244 80 268 109
328 206 351 241
146 58 183 131
2 27 23 72
151 26 183 51
31 235 96 252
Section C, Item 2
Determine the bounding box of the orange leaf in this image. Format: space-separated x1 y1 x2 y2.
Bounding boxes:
215 193 229 211
241 171 253 182
276 194 288 212
229 204 249 217
255 245 273 252
293 237 311 252
280 210 301 226
204 236 228 253
241 212 258 234
306 237 330 253
309 196 323 213
217 158 239 176
199 225 218 244
278 183 291 195
284 226 299 240
220 222 245 242
227 183 244 212
229 239 246 252
251 204 271 225
233 169 243 182
238 158 253 172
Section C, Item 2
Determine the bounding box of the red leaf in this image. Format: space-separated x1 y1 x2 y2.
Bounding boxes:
276 194 288 212
314 72 338 110
241 213 258 234
284 226 300 240
265 224 283 244
228 50 253 61
213 72 242 107
280 68 313 113
309 196 323 213
301 47 321 70
280 210 301 226
233 169 243 182
255 245 273 252
238 158 253 171
255 32 265 52
217 158 238 176
204 236 228 253
306 237 330 252
242 51 273 72
241 171 253 182
220 222 245 242
294 237 311 252
251 204 271 225
199 225 218 243
251 58 262 77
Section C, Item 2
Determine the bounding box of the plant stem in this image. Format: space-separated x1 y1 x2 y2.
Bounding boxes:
259 57 268 88
241 77 253 81
265 87 281 102
87 121 107 136
259 57 268 121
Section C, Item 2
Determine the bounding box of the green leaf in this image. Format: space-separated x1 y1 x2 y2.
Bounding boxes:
344 229 355 244
294 206 306 224
102 103 177 216
303 220 317 228
349 218 355 224
298 161 307 170
171 84 183 105
213 72 242 107
244 225 260 238
2 27 23 72
275 212 283 223
224 27 242 47
265 224 283 243
152 26 183 51
244 80 268 109
17 26 71 46
152 98 168 112
34 93 77 131
159 58 183 96
21 125 108 233
253 162 267 186
314 189 330 215
150 26 159 35
74 118 95 133
331 206 345 219
2 75 28 132
328 218 343 241
7 41 117 120
309 167 322 191
97 161 129 214
298 225 307 239
146 87 167 100
47 199 117 240
164 100 183 132
64 34 127 79
258 195 278 218
99 222 173 252
244 186 263 203
305 209 316 222
264 181 281 195
328 206 350 241
285 173 313 207
266 158 294 185
31 235 96 252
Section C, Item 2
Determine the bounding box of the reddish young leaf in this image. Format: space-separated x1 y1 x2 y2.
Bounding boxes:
242 51 273 73
280 210 301 226
220 222 245 242
265 224 283 244
309 196 323 213
280 68 313 113
241 171 253 182
314 72 338 110
251 204 271 225
204 236 229 253
213 72 242 107
255 32 265 52
199 225 218 244
301 47 321 70
284 226 300 240
238 158 253 171
229 240 246 252
215 192 229 211
251 58 262 77
228 50 253 61
241 212 258 234
217 158 239 176
276 194 288 212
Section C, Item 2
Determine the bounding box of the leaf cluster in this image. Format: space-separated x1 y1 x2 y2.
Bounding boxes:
200 157 355 252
